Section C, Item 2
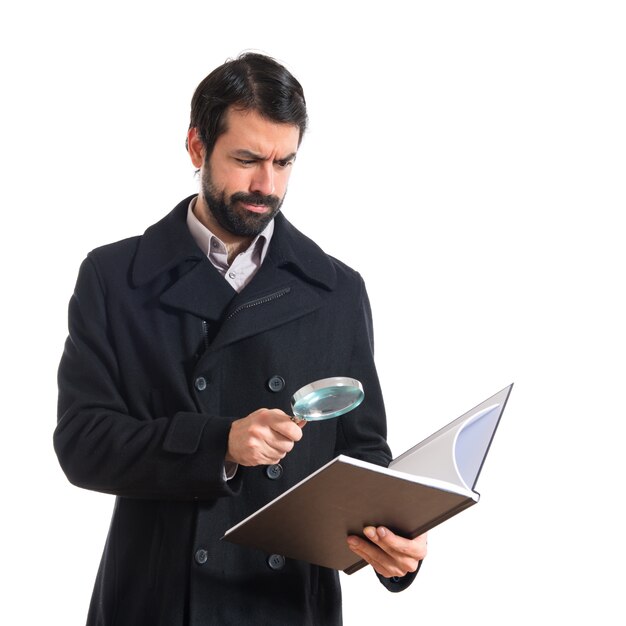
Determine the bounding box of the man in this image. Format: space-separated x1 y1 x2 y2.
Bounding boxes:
55 52 426 625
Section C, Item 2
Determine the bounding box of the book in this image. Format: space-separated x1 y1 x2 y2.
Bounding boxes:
222 383 513 574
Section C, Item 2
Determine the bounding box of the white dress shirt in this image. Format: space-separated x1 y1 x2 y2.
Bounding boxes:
186 197 274 293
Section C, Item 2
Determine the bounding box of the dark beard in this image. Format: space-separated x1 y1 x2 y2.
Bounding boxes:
201 167 284 237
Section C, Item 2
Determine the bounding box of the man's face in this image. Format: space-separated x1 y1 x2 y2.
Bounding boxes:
192 107 300 240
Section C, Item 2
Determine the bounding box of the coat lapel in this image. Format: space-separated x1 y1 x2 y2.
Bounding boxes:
210 213 338 349
210 263 322 352
131 197 338 346
159 260 237 321
132 196 237 321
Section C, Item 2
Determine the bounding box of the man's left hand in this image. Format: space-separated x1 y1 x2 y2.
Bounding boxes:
346 527 427 579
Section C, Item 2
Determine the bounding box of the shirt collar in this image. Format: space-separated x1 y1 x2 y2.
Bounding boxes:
131 194 337 291
186 196 274 265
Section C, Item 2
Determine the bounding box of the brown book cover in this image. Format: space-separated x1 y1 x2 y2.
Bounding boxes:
223 384 512 573
223 455 478 574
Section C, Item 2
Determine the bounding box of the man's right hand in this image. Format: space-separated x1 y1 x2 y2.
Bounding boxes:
225 409 306 466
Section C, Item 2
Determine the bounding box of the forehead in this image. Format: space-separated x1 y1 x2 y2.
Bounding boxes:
216 107 300 156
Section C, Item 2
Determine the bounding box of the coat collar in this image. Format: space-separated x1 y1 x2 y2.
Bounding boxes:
132 195 337 291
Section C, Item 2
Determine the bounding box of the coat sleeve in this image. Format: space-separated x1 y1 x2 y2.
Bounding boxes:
333 273 391 467
333 273 420 592
54 256 241 500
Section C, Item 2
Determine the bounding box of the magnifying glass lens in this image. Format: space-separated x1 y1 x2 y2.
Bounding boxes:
291 377 364 421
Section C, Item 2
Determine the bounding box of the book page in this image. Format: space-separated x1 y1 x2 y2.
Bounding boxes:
389 384 512 490
454 404 503 489
390 425 463 486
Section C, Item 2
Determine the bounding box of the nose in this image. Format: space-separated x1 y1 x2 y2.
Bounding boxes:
250 162 275 196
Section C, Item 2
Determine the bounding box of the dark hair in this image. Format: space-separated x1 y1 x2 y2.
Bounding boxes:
188 52 308 158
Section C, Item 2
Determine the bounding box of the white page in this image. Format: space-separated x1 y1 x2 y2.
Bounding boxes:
389 385 512 490
454 404 503 489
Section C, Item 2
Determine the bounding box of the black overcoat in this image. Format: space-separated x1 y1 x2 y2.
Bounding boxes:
55 196 412 626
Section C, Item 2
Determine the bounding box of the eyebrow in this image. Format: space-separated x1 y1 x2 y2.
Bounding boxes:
232 149 297 162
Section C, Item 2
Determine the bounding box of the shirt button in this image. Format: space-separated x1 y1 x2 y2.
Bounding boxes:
195 549 208 565
194 376 207 391
267 554 286 571
228 271 236 279
265 464 283 480
267 375 285 393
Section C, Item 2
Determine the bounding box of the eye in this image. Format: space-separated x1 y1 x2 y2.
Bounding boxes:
275 159 294 169
236 159 255 166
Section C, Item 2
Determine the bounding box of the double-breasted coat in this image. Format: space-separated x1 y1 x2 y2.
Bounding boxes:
54 196 414 625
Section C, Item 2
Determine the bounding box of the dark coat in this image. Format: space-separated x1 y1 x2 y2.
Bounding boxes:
55 196 412 626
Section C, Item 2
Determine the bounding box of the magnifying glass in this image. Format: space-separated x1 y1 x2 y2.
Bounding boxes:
290 377 364 421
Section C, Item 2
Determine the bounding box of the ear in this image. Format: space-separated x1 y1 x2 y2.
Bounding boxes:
187 127 206 169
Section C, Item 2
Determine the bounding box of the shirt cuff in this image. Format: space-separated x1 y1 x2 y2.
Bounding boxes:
223 461 239 481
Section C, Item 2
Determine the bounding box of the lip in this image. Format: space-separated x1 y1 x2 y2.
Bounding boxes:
240 202 270 214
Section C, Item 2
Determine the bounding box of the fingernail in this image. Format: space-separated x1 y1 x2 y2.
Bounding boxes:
377 527 387 538
347 537 359 546
364 527 376 539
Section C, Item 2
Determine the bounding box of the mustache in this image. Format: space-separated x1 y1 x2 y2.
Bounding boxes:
230 191 281 211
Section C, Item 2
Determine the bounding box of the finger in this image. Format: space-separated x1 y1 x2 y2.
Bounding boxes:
259 409 305 437
364 527 428 562
358 527 423 575
256 437 298 465
248 410 301 445
269 414 304 442
347 545 393 577
229 420 292 466
263 436 295 458
346 536 408 579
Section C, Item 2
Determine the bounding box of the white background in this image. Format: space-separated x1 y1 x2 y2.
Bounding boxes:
1 1 625 624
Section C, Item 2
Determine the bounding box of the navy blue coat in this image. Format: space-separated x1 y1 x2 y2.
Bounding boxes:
55 196 413 625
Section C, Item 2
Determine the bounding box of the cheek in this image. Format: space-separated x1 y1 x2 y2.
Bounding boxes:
227 173 250 195
275 171 293 197
211 166 250 196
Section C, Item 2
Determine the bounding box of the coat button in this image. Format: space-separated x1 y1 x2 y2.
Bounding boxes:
195 549 208 565
267 554 286 571
265 464 283 480
194 376 207 391
267 375 285 392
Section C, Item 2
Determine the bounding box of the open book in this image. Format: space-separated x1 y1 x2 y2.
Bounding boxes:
223 384 513 574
